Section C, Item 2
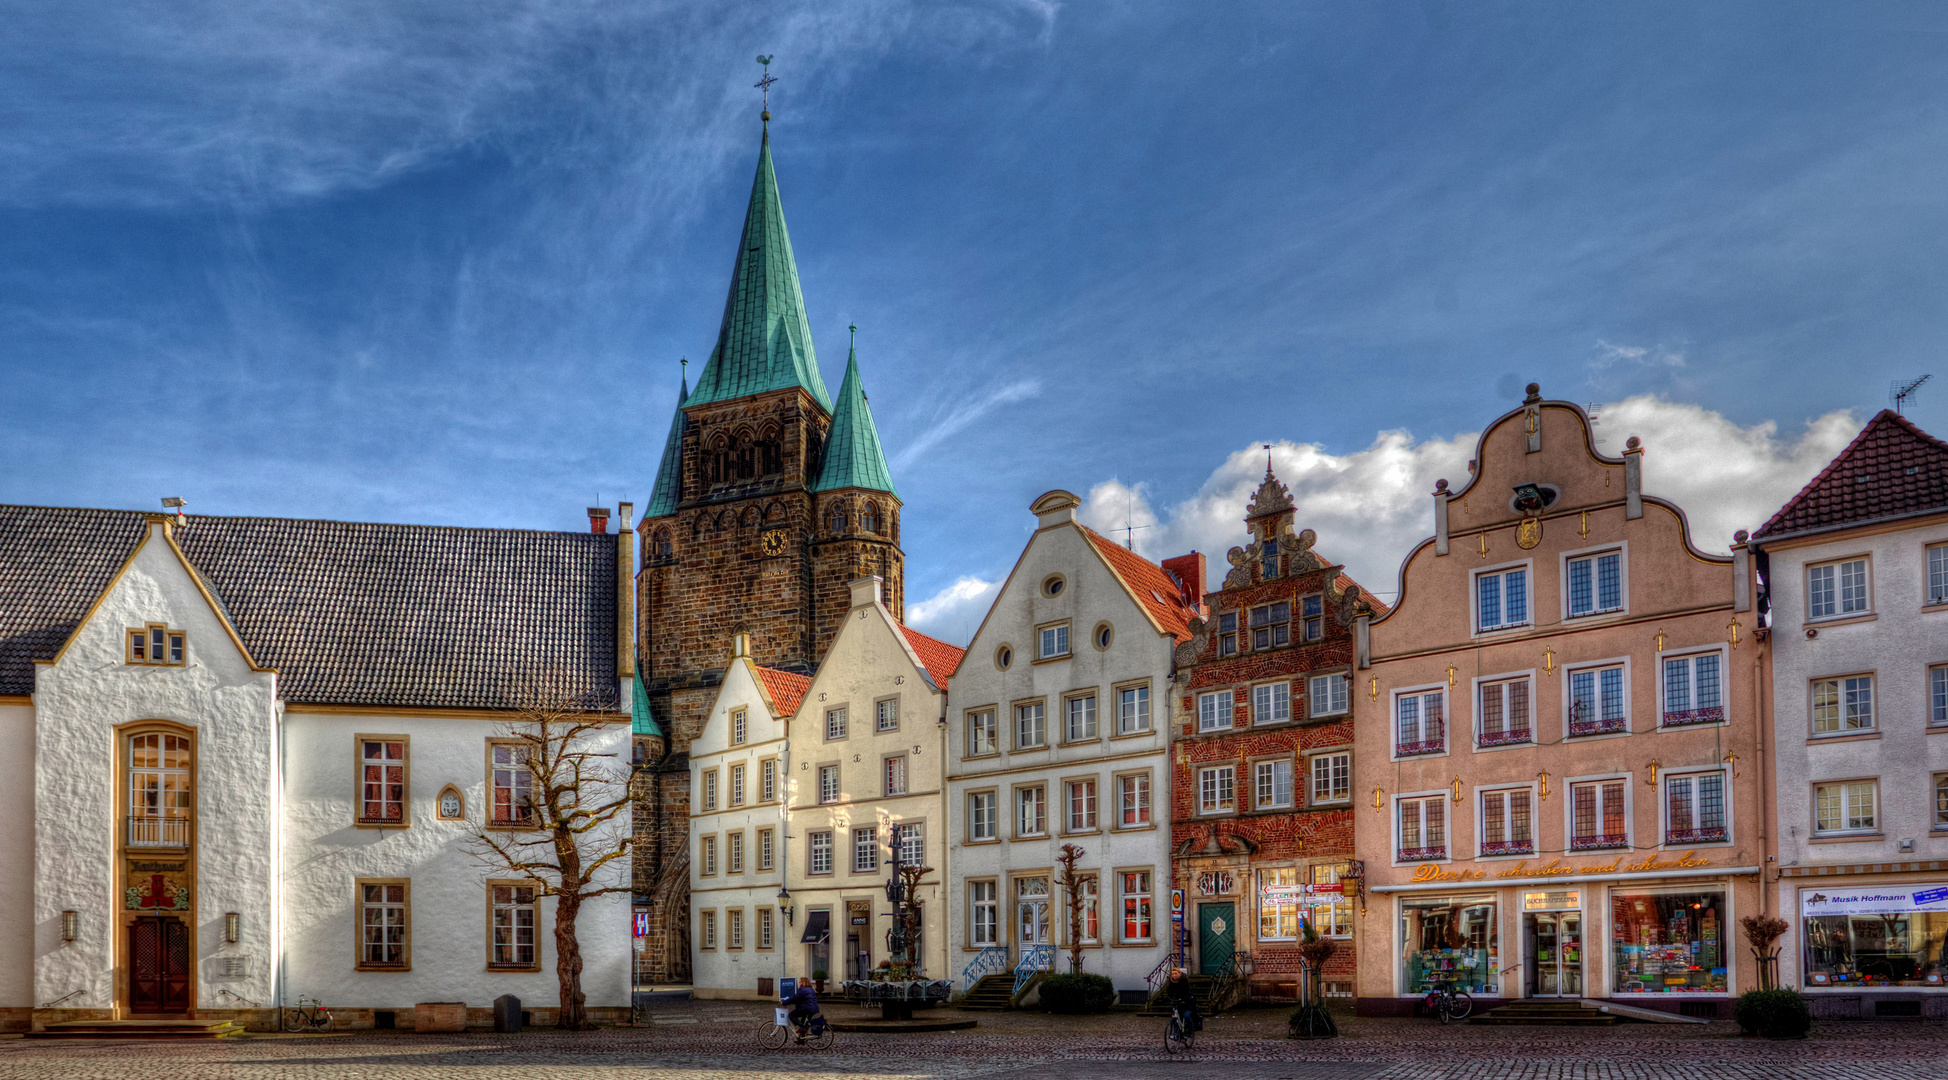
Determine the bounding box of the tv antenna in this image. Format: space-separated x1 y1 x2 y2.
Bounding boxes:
1892 375 1932 415
1121 493 1151 551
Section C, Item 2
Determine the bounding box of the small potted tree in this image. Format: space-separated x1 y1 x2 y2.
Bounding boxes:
1289 917 1338 1039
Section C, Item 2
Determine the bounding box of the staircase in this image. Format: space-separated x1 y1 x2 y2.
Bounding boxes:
956 973 1014 1011
1471 1000 1618 1026
1141 974 1220 1015
29 1018 246 1039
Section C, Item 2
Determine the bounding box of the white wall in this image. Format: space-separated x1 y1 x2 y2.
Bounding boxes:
0 705 36 1008
690 657 789 998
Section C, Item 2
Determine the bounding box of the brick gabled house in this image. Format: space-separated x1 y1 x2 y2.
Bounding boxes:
1169 465 1384 1002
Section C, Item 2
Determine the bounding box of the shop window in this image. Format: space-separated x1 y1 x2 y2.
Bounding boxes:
1802 885 1948 987
1312 863 1352 937
1610 887 1727 994
1661 652 1724 727
1396 795 1446 862
1815 780 1878 835
1812 675 1874 735
1401 894 1499 995
1066 694 1098 742
1395 690 1445 756
1664 771 1728 845
1475 566 1529 633
1480 788 1534 857
1477 676 1532 747
1259 867 1304 942
1565 550 1623 618
1251 602 1290 649
1197 690 1232 733
1252 682 1290 725
1571 780 1628 851
1807 557 1870 620
1217 612 1237 656
1568 664 1628 736
1198 765 1236 815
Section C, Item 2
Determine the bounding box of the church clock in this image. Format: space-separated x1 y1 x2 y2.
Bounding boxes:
760 529 788 557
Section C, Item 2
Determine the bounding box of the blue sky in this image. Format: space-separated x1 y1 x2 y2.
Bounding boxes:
5 2 1947 641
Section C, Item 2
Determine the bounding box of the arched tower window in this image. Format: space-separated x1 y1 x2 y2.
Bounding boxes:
757 424 783 476
733 428 757 481
707 434 732 485
828 505 848 533
862 503 882 535
653 529 673 561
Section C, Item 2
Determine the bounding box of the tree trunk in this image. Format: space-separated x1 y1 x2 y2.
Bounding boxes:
554 890 588 1028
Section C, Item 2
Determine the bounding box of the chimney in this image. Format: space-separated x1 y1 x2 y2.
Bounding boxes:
1161 552 1206 610
161 498 187 528
587 507 611 534
1622 436 1644 520
616 502 636 679
849 576 883 609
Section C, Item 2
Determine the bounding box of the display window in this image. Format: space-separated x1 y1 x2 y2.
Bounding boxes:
1610 886 1728 994
1400 894 1499 995
1801 884 1948 989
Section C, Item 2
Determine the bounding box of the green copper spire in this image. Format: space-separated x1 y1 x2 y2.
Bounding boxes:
631 668 663 738
684 129 833 411
811 331 897 496
645 367 689 518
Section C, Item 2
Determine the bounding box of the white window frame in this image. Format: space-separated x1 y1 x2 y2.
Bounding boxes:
1806 555 1872 621
757 906 775 949
1015 701 1047 750
1472 559 1533 634
1309 751 1351 805
1813 779 1880 836
1560 542 1628 620
1929 543 1948 606
966 709 998 757
1563 656 1632 739
1197 690 1232 733
969 880 999 946
1473 670 1536 750
1016 784 1048 838
1308 672 1350 718
1254 758 1294 810
969 790 999 841
731 708 747 745
1393 791 1448 864
1064 693 1098 743
1657 645 1728 728
1932 664 1948 729
728 830 744 873
853 826 879 873
1391 684 1448 759
1116 684 1152 734
1811 673 1876 735
729 763 746 807
895 821 923 865
1252 681 1292 725
1565 772 1633 852
1038 622 1071 661
1300 593 1325 642
818 764 840 804
1065 778 1098 833
1197 764 1236 816
1118 870 1154 944
1476 783 1537 859
807 830 833 875
884 753 907 796
876 697 899 732
1661 767 1732 848
825 707 848 741
699 834 717 877
758 827 774 871
1117 772 1152 828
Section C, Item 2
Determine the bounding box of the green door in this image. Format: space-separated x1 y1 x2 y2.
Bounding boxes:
1197 902 1235 975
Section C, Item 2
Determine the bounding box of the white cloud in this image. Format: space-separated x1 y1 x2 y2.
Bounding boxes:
1078 395 1861 602
904 574 1001 644
892 378 1041 470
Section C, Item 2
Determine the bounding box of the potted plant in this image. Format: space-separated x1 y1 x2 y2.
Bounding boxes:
812 968 828 993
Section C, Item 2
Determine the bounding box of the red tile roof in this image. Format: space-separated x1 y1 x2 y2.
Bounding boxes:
1754 409 1948 540
1081 527 1200 643
754 665 812 717
1330 568 1390 618
899 624 967 690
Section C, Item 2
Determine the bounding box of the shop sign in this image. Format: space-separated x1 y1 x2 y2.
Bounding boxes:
634 912 650 937
1171 888 1185 921
1800 884 1948 917
1408 851 1713 884
1262 884 1303 905
1196 871 1234 896
1522 889 1580 912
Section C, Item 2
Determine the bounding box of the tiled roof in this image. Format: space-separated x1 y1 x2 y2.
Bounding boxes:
899 623 966 690
810 345 896 496
1080 527 1199 643
0 505 620 709
683 129 833 412
1322 564 1390 618
645 374 689 518
754 664 812 717
1754 409 1948 539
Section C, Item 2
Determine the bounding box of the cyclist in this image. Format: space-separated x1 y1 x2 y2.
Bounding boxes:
784 981 825 1041
1163 967 1200 1034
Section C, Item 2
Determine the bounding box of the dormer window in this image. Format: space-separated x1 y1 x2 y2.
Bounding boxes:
128 624 185 667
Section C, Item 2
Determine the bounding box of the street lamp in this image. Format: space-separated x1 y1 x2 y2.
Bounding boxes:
777 887 794 926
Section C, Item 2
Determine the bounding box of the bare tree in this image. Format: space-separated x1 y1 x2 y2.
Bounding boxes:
467 695 633 1029
1055 843 1087 974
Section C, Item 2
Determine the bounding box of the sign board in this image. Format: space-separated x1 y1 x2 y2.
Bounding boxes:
1307 883 1344 895
1801 884 1948 917
1261 885 1304 904
1522 889 1581 912
1171 888 1185 916
634 912 650 937
778 977 797 1003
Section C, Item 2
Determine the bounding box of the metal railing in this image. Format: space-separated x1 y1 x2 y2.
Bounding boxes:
961 945 1010 994
127 815 189 848
1012 943 1052 998
1209 950 1251 1011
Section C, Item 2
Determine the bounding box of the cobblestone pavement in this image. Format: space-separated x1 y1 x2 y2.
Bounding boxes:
0 1000 1941 1079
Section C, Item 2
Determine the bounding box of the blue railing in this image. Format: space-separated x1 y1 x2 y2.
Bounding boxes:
961 945 1010 993
1013 943 1053 997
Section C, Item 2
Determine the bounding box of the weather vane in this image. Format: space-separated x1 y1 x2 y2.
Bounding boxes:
755 55 778 120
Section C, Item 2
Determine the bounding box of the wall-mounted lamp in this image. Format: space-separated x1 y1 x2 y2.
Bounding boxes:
1537 771 1551 800
1372 787 1385 810
60 911 77 943
1723 752 1740 780
777 888 794 927
1645 760 1661 787
1451 776 1463 804
224 912 240 944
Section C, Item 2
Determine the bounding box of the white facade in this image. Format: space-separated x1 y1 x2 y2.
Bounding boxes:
946 491 1186 997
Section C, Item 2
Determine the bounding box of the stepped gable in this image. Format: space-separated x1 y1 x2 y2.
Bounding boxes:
1754 408 1948 539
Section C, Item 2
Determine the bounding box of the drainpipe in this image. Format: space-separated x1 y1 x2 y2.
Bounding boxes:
275 698 286 1017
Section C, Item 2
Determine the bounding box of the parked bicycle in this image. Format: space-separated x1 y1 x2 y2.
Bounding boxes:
282 994 334 1033
760 1008 836 1050
1422 978 1473 1024
1163 1001 1197 1054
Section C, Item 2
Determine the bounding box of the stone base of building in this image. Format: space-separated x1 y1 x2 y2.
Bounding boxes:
15 1004 632 1033
1355 994 1507 1017
1806 993 1948 1021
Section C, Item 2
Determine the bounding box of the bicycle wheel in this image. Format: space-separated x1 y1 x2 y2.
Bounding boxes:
806 1026 836 1050
283 1008 308 1033
1448 991 1473 1020
312 1009 334 1032
1436 996 1452 1025
1164 1017 1186 1055
760 1022 790 1049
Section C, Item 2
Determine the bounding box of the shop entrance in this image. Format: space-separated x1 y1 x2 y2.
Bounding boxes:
846 901 871 980
128 916 190 1013
1197 902 1235 975
1524 911 1583 997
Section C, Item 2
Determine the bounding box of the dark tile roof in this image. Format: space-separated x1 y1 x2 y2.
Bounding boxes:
1753 410 1948 540
0 505 620 710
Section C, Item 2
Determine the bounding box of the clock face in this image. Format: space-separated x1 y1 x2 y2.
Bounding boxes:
761 529 788 557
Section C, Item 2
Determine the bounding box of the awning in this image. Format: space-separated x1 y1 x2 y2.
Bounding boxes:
800 909 830 944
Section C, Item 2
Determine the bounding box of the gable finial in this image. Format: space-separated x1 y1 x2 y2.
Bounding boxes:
850 324 857 350
755 55 777 125
1263 443 1274 477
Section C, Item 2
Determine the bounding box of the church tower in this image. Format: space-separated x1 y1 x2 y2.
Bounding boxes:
632 118 901 981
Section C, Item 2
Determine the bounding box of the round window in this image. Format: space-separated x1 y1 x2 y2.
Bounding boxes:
1042 575 1066 597
1093 623 1114 650
995 644 1014 670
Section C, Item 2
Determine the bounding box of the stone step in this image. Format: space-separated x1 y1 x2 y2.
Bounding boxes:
31 1019 245 1040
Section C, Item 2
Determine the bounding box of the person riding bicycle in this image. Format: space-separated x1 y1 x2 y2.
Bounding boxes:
1163 967 1201 1033
785 982 824 1040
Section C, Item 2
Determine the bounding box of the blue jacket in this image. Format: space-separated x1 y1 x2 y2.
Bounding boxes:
787 986 820 1013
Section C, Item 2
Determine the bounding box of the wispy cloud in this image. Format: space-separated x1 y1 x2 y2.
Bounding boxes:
891 378 1041 470
904 574 1001 643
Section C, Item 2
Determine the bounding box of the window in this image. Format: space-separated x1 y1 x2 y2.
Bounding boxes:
1018 877 1050 947
877 698 899 732
1402 894 1500 995
1217 612 1238 656
1017 785 1047 836
1039 623 1071 660
1571 779 1628 850
1261 536 1280 579
1479 788 1533 857
699 909 717 950
1067 779 1098 831
757 906 775 949
1075 875 1100 945
490 743 533 825
1198 765 1236 815
1198 691 1232 733
970 791 998 841
1665 771 1727 845
967 710 997 755
1661 652 1723 727
1808 558 1870 619
126 624 186 666
1931 544 1948 605
1395 691 1445 756
1814 781 1878 835
701 769 718 811
1311 863 1352 936
760 758 777 802
1566 550 1623 617
1065 694 1098 742
758 827 775 871
1042 574 1065 597
652 529 672 561
1253 682 1291 725
1568 664 1628 736
1613 888 1727 994
1251 602 1290 649
1812 675 1874 734
358 881 409 969
358 738 406 824
1259 867 1302 941
1301 595 1324 642
1015 702 1046 749
853 826 879 873
1309 673 1349 718
1120 871 1153 942
996 644 1013 669
1935 666 1948 728
1254 759 1294 809
1397 795 1446 861
728 909 744 949
729 763 745 806
731 709 747 745
863 504 882 534
1093 623 1113 649
490 884 537 968
1117 685 1151 734
818 764 840 803
1119 773 1152 827
895 822 923 865
884 754 907 796
1476 566 1530 632
1936 774 1948 830
826 708 848 740
700 835 717 876
1477 676 1532 747
970 881 999 946
728 830 745 873
808 830 833 875
1310 753 1350 804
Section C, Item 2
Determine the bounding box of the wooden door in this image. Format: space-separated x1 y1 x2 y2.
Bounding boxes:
1197 902 1234 975
129 917 190 1013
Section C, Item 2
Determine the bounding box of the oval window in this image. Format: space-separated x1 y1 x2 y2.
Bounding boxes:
1094 623 1114 650
996 645 1014 670
1042 575 1066 597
